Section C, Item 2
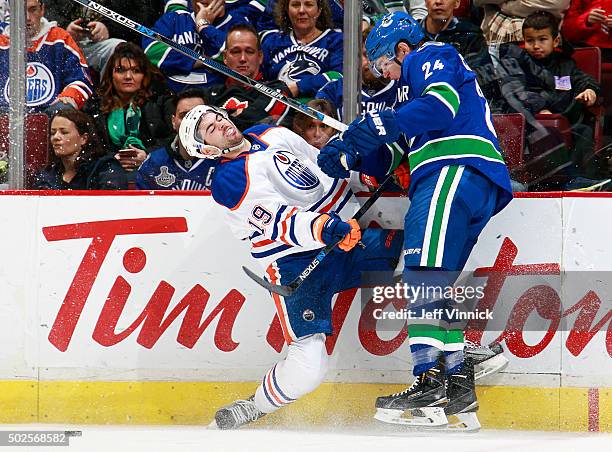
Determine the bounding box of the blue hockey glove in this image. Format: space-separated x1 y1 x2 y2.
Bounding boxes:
312 212 361 252
317 136 358 179
344 110 401 148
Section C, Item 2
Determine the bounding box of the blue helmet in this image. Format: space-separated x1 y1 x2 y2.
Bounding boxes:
365 12 425 62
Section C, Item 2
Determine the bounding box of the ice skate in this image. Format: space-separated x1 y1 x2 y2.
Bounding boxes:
465 340 509 380
374 366 448 427
214 395 266 430
443 358 480 432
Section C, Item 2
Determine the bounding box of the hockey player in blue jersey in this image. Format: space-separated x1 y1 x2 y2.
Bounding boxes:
317 12 513 431
136 89 216 190
178 104 404 429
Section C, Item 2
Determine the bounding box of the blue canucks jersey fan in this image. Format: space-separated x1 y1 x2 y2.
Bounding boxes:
260 0 343 98
137 89 216 190
143 0 257 91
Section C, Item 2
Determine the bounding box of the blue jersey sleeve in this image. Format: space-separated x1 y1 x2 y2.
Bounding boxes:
396 44 466 138
143 13 196 75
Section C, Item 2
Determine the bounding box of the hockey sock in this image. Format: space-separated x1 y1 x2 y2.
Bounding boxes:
444 329 465 374
254 333 328 414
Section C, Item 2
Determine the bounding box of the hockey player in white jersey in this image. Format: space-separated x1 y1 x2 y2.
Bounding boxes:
179 105 405 429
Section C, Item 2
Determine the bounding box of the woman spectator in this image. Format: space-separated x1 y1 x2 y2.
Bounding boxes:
91 42 173 173
260 0 343 99
292 99 337 149
34 110 128 190
562 1 612 61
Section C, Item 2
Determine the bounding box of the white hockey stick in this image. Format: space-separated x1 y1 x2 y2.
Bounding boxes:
69 0 348 132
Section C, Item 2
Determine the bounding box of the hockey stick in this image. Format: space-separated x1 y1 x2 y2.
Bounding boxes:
242 174 395 297
69 0 348 132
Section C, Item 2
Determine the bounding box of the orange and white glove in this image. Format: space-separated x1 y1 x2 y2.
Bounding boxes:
392 161 411 190
312 213 362 252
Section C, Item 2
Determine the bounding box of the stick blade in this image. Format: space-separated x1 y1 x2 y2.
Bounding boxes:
242 266 294 297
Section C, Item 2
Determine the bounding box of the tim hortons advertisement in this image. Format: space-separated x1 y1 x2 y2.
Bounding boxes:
0 194 610 384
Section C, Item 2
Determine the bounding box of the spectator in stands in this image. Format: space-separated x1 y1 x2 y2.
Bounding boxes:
260 0 385 31
137 88 216 190
384 1 428 20
316 26 399 120
0 0 9 35
34 109 128 189
43 0 163 75
204 24 293 131
0 0 93 114
292 99 337 149
499 11 606 187
562 1 612 62
90 42 173 174
474 0 570 45
419 0 507 112
261 0 343 99
143 0 258 92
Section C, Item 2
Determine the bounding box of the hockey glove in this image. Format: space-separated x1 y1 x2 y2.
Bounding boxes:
317 136 359 179
392 161 411 191
344 110 401 148
312 212 361 252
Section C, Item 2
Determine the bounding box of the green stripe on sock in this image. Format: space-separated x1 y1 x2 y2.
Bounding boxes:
427 166 458 266
445 329 464 345
408 324 447 342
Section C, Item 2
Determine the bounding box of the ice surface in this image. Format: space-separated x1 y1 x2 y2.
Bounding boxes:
1 425 609 452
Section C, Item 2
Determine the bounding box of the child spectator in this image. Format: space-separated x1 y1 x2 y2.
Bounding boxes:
136 88 216 190
34 109 127 190
0 0 93 114
292 99 337 149
499 11 606 186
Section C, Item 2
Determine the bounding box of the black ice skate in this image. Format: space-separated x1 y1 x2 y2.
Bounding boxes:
465 339 509 380
214 395 266 430
444 358 480 432
374 366 448 427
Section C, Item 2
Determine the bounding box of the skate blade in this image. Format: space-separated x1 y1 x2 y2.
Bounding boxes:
440 412 481 432
474 354 509 380
374 407 448 427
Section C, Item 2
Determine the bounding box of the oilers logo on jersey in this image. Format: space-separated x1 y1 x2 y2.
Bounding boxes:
277 54 321 83
4 62 55 107
273 150 319 190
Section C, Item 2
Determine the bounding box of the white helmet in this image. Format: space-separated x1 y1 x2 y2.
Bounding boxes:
178 105 249 159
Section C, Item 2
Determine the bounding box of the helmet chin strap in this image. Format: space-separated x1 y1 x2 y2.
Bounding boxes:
220 137 250 155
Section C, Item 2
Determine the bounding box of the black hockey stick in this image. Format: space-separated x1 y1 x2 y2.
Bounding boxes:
242 174 396 297
69 0 348 132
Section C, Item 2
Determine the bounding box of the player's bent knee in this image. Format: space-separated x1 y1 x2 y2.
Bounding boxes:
283 333 329 396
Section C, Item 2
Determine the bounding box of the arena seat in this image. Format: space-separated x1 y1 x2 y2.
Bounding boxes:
492 112 525 172
535 46 603 153
0 113 49 188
